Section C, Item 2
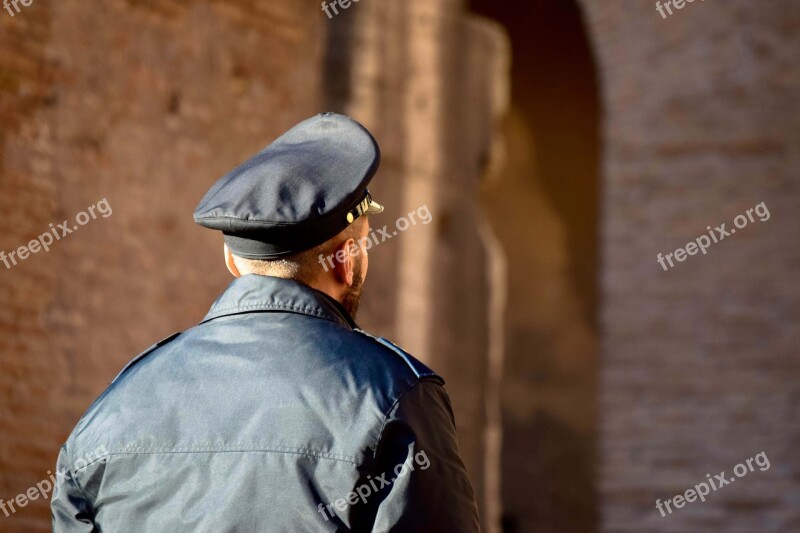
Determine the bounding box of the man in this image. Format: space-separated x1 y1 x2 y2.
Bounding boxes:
52 113 480 532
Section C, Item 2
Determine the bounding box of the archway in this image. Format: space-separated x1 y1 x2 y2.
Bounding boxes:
469 0 601 530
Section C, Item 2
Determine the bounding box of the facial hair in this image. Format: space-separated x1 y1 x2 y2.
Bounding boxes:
341 256 364 319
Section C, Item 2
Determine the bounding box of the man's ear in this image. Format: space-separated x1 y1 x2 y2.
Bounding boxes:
332 238 358 286
224 243 241 278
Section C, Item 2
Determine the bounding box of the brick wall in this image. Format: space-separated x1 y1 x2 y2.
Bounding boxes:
0 0 506 530
581 0 800 530
0 1 324 529
4 0 798 531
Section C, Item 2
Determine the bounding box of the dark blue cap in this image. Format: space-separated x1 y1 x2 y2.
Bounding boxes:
194 113 383 259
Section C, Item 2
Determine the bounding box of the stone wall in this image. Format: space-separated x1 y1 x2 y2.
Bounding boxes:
0 1 326 529
2 0 798 531
580 0 800 530
0 0 506 530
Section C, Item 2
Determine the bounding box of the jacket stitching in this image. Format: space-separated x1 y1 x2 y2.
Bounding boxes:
353 329 442 382
73 447 360 469
204 302 339 323
370 379 421 457
66 441 97 517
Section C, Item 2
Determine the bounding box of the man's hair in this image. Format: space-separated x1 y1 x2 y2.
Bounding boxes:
232 218 364 284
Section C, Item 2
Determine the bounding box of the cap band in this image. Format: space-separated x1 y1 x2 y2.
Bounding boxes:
346 191 379 223
225 190 379 260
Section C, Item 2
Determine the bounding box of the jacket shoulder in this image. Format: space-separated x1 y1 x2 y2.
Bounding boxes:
354 328 444 385
111 331 182 384
70 331 183 445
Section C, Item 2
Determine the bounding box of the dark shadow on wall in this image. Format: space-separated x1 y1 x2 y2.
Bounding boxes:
469 0 601 531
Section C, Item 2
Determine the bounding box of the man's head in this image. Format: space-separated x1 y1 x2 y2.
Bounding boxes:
224 216 371 317
194 113 383 318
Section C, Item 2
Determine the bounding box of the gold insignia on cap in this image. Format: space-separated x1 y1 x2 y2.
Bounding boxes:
346 212 355 223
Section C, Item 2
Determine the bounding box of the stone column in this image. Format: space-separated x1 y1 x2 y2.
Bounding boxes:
341 2 510 530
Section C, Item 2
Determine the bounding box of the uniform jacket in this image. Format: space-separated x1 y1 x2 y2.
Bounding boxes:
51 274 480 532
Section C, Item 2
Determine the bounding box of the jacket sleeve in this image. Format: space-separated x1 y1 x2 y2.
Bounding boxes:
51 444 97 533
368 380 480 532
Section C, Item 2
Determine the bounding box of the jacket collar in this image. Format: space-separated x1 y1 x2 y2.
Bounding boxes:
201 274 358 329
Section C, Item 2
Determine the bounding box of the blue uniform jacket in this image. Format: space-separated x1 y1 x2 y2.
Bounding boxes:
52 274 480 532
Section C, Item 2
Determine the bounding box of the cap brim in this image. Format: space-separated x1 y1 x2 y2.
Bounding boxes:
365 199 384 214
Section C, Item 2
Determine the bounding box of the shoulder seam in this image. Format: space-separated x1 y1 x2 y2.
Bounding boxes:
73 332 183 440
63 440 96 516
353 328 443 383
371 379 423 455
111 331 182 384
370 379 447 457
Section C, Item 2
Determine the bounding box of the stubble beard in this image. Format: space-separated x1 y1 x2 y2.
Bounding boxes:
341 257 364 319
